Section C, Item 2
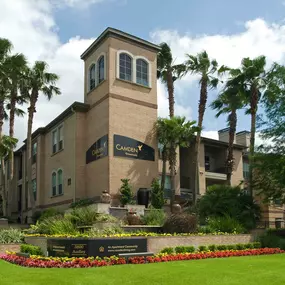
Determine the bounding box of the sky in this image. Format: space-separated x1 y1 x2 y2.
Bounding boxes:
1 0 285 146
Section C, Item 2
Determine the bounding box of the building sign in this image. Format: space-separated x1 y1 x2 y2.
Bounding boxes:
86 135 108 164
114 135 155 161
47 238 147 258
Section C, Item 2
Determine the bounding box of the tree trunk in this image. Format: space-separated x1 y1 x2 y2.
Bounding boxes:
27 92 37 214
226 110 237 184
7 91 16 216
166 69 174 118
169 142 176 210
0 98 6 216
248 87 258 196
161 146 167 194
192 78 208 203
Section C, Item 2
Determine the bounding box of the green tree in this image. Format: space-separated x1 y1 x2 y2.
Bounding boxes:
157 43 185 194
22 61 60 212
210 85 245 184
150 178 164 209
156 116 199 208
225 56 267 195
182 51 218 202
119 178 133 206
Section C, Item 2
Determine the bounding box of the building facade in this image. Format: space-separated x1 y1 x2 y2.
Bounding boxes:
1 28 283 227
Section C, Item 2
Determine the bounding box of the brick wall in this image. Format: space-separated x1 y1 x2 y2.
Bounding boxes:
0 244 20 254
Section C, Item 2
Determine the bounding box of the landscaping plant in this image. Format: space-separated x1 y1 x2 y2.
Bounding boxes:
141 208 166 226
150 178 164 209
119 179 133 206
0 228 24 244
163 213 197 234
20 244 43 256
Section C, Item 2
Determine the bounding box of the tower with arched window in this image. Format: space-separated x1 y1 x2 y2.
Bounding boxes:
81 28 159 202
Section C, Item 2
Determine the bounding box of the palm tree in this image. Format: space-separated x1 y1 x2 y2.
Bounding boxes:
226 56 267 195
210 85 245 184
156 116 199 208
5 53 27 184
23 61 60 212
157 43 185 195
183 51 218 202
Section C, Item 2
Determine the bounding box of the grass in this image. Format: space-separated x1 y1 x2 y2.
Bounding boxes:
1 254 285 284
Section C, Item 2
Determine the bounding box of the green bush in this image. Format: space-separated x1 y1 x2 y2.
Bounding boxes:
160 247 174 254
184 246 195 253
95 214 118 223
163 214 197 234
67 207 99 226
236 243 245 250
0 228 24 244
207 215 245 234
87 226 123 237
216 245 227 251
70 198 94 209
198 245 207 252
227 244 237 250
175 246 186 253
198 185 260 230
245 243 254 249
119 179 133 206
38 208 63 222
151 178 164 209
141 208 166 226
20 244 42 255
208 244 216 251
253 242 261 249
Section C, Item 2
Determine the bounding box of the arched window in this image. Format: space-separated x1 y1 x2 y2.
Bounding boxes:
98 56 105 83
136 59 148 86
89 64 96 91
119 53 132 81
58 169 63 195
52 172 57 196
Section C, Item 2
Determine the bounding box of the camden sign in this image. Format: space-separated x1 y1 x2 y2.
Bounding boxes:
114 135 155 161
86 135 108 164
47 237 147 258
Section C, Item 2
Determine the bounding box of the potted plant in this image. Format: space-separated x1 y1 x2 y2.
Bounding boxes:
127 208 141 225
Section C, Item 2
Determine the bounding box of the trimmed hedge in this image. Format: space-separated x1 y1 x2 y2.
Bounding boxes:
20 244 43 256
160 242 261 254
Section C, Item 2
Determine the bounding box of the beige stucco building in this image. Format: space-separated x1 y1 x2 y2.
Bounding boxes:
1 28 282 226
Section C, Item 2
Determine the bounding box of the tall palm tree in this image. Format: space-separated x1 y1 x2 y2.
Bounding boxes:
5 53 27 183
156 116 199 208
23 61 60 212
183 51 218 202
226 56 267 195
210 85 245 184
157 43 184 196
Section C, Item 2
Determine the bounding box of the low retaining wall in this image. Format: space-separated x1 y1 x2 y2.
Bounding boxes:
147 234 254 253
0 244 20 254
25 233 261 256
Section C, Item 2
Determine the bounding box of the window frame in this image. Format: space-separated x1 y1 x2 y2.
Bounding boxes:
57 168 63 195
88 63 96 91
118 52 133 82
97 55 105 84
51 124 64 155
32 141 37 164
52 171 57 197
136 58 149 87
51 168 64 197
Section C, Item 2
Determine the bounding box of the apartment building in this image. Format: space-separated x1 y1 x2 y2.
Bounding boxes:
1 27 282 227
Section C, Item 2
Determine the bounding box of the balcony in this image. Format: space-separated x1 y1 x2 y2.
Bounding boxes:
205 167 227 181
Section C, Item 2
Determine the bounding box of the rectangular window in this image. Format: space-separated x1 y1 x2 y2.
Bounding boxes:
32 142 37 164
52 130 57 154
205 156 210 171
243 162 249 180
58 126 63 151
58 171 63 195
32 179 37 201
52 173 57 196
159 175 171 199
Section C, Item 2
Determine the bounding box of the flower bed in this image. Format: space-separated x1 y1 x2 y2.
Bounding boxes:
0 248 283 268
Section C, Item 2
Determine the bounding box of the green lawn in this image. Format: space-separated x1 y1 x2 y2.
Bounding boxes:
1 254 285 285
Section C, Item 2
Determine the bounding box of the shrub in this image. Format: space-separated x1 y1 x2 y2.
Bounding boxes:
120 179 133 206
68 207 99 226
184 246 195 253
208 244 216 251
236 244 245 250
87 226 123 237
95 214 118 223
198 245 207 252
175 246 186 253
160 247 174 254
253 242 261 249
198 184 260 230
207 215 245 234
141 208 166 226
150 178 164 209
70 198 94 209
227 244 237 250
245 243 254 249
38 208 63 222
216 245 227 251
163 214 197 234
0 228 24 244
31 211 42 223
20 244 42 255
259 232 284 249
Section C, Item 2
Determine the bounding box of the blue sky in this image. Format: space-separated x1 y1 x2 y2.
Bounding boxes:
2 0 285 142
